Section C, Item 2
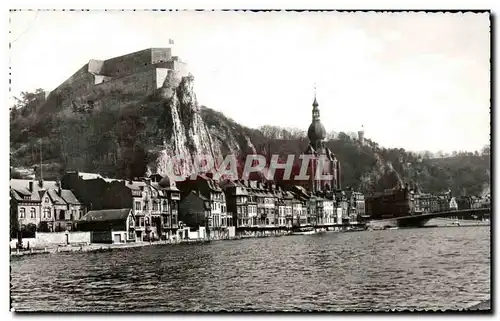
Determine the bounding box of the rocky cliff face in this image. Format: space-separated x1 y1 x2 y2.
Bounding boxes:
149 70 257 177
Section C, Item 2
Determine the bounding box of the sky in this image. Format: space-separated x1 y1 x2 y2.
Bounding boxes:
8 10 490 153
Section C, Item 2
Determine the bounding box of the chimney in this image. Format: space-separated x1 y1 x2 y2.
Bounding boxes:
128 179 133 185
56 180 62 195
28 181 34 192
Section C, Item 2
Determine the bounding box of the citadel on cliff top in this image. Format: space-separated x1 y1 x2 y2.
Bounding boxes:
38 46 189 113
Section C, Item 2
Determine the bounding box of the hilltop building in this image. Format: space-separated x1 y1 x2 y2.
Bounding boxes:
37 44 189 113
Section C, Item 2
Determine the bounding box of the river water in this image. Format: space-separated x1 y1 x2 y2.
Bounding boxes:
10 226 490 312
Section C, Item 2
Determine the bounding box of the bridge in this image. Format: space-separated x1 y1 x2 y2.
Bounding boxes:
388 208 491 228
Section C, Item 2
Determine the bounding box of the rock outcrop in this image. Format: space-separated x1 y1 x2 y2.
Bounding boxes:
150 70 256 177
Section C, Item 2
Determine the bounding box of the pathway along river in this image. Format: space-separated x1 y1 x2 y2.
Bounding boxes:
11 226 490 312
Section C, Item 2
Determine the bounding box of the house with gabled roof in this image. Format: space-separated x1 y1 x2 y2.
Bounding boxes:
10 179 85 236
220 180 249 228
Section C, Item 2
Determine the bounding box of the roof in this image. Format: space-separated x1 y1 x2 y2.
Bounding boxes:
61 189 81 204
124 180 147 191
47 189 66 205
222 181 249 196
10 179 59 202
10 179 58 192
308 120 326 142
78 172 104 180
151 182 179 194
80 209 132 222
190 190 209 201
206 179 222 192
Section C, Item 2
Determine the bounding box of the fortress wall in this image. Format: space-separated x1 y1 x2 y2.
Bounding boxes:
88 59 105 75
102 49 154 78
94 75 113 85
38 64 96 113
171 60 189 78
156 68 170 88
151 48 172 64
38 49 183 114
92 66 157 97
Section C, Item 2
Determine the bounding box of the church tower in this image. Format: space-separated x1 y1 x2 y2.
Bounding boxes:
304 91 340 193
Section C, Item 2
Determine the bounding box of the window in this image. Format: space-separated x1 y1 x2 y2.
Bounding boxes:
19 208 25 218
71 210 76 220
45 197 49 203
153 201 158 211
139 217 144 227
163 200 168 212
135 202 141 211
44 208 51 219
59 210 65 220
30 208 36 218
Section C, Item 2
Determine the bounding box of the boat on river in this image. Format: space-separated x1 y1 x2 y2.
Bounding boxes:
292 227 316 235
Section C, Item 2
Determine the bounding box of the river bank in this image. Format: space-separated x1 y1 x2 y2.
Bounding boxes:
10 230 293 257
10 239 217 257
10 226 360 257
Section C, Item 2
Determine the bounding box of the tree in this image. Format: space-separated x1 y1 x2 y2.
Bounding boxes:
10 106 19 121
338 132 350 142
14 88 46 117
481 144 490 156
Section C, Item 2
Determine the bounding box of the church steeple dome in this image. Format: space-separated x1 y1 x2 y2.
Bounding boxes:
307 93 326 143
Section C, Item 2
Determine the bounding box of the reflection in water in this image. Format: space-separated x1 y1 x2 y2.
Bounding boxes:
11 226 490 312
